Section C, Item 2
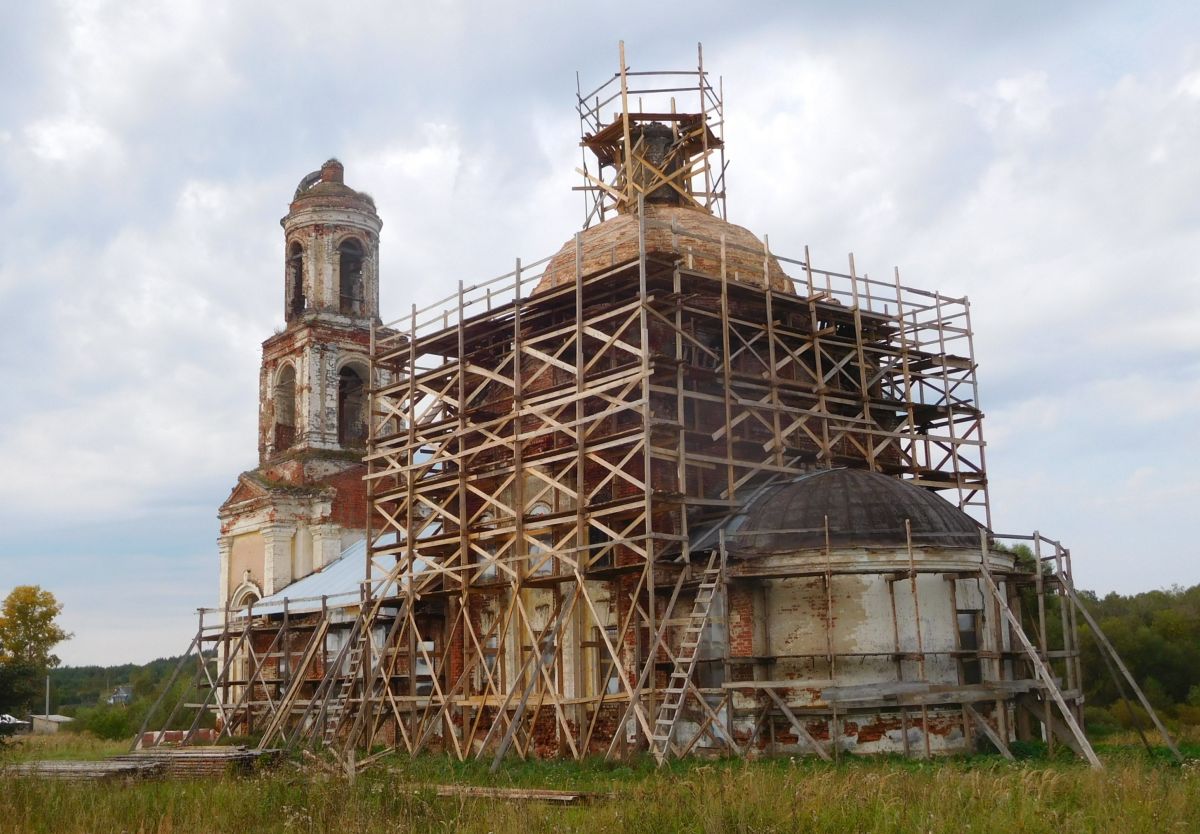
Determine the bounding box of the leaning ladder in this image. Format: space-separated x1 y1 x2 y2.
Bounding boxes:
975 535 1102 768
333 595 414 756
650 546 723 765
322 623 370 747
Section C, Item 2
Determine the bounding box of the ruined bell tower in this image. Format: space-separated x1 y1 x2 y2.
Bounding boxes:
216 159 383 607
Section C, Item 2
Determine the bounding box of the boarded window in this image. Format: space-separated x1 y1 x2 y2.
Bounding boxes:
957 610 983 685
594 626 621 695
337 365 367 447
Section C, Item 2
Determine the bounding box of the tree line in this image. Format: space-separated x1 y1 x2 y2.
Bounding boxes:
1078 583 1200 731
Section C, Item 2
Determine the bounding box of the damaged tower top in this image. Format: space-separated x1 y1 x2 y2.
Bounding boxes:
577 42 726 222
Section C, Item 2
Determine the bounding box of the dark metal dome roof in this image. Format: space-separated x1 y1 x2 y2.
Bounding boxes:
706 468 985 554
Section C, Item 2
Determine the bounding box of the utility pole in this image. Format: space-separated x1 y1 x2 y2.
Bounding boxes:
45 674 50 717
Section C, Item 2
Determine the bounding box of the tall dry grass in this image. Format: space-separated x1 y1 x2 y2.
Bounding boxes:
0 732 127 762
1 753 1197 833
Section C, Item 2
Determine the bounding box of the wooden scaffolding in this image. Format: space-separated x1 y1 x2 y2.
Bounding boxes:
140 45 1179 770
347 204 996 764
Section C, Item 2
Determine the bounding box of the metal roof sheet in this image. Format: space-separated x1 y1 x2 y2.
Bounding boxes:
250 532 400 616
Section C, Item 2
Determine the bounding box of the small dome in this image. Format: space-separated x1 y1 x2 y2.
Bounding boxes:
290 160 377 214
536 204 794 294
728 468 985 553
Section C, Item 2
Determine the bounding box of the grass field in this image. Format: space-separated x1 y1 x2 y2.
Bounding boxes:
2 734 1198 833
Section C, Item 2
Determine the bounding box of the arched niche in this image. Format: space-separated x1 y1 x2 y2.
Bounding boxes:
337 363 367 447
274 363 297 450
338 238 365 316
287 241 305 320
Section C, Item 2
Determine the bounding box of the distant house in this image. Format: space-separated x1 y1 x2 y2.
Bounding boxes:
107 685 134 706
28 714 74 734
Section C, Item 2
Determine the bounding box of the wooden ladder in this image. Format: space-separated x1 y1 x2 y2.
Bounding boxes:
279 615 363 750
322 634 367 747
975 558 1102 768
650 548 722 765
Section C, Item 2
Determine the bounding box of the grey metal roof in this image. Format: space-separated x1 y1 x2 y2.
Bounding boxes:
250 532 401 616
691 468 985 556
688 471 825 553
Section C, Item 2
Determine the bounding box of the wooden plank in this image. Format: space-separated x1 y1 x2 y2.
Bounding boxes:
964 704 1014 761
398 783 601 805
1064 584 1182 762
976 538 1101 769
763 686 831 762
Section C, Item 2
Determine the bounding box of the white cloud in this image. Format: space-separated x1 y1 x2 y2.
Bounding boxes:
0 176 279 522
1175 70 1200 99
5 3 1200 663
25 113 116 163
962 71 1058 137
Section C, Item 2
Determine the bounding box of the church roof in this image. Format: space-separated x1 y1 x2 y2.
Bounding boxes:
250 533 399 616
691 468 986 555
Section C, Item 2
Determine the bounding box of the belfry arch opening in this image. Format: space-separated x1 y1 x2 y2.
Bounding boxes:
337 364 367 447
338 238 364 316
287 242 305 320
274 364 297 450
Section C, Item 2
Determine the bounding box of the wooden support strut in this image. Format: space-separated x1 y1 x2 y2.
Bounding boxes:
977 531 1102 769
1062 582 1182 762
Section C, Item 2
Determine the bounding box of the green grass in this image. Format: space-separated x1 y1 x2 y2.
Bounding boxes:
1 741 1198 833
0 732 128 762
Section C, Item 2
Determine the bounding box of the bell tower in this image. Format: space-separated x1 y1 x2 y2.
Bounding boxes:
262 158 382 460
216 160 384 607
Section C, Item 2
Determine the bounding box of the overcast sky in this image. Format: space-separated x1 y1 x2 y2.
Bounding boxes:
3 1 1199 666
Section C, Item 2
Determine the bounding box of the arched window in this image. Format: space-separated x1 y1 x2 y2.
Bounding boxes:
338 239 364 315
274 364 297 450
231 586 261 609
337 364 367 447
287 242 305 320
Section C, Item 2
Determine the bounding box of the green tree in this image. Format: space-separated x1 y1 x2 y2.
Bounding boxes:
0 585 72 713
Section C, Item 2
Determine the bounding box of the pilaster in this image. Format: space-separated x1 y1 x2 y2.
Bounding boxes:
311 523 343 571
217 536 233 606
261 523 297 595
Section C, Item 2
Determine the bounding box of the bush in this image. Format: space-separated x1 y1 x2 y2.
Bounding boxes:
1109 699 1155 731
1084 705 1118 735
71 704 137 741
1172 703 1200 726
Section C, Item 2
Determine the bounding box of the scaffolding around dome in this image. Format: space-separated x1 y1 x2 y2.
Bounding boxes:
576 42 727 225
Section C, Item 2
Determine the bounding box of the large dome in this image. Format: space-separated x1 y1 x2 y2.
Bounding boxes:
721 468 985 554
535 204 794 294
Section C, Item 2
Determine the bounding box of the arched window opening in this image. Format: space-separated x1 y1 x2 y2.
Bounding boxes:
274 365 297 450
287 242 305 320
338 239 365 316
232 587 260 610
337 365 367 447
